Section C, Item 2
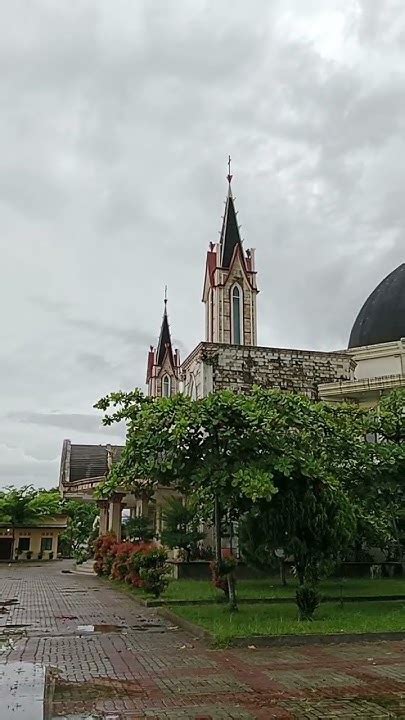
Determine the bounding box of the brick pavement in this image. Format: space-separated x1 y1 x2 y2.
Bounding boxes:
0 561 404 719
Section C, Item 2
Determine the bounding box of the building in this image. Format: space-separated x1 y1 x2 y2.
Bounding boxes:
0 515 68 562
319 264 405 406
59 167 404 536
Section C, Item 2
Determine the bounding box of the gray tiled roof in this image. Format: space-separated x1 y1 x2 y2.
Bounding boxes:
69 443 124 482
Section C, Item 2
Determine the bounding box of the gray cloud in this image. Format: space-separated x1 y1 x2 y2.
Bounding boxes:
8 412 124 436
1 0 404 486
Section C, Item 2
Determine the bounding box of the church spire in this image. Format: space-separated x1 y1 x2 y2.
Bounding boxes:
146 290 180 397
220 156 244 268
202 161 259 346
156 288 173 366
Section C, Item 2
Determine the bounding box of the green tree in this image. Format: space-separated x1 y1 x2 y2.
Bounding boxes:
123 515 155 543
0 486 61 558
94 387 403 618
160 496 204 561
59 500 98 557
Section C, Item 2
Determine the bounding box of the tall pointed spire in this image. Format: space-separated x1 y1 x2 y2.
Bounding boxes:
202 160 259 346
156 288 173 366
220 157 244 268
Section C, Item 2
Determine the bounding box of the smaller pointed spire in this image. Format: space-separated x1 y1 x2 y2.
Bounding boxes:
156 289 173 367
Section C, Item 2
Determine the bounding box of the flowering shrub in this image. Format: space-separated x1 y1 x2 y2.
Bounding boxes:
93 534 170 597
93 533 117 576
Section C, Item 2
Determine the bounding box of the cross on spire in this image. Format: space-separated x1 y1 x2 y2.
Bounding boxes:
227 154 233 185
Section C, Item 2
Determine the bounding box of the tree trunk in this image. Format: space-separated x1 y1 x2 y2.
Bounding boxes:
11 527 15 562
214 495 222 562
280 558 287 586
227 572 238 612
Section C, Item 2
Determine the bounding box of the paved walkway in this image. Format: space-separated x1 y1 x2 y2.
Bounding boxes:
0 561 404 719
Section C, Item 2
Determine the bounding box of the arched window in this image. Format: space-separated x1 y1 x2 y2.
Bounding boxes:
231 284 243 344
162 375 171 397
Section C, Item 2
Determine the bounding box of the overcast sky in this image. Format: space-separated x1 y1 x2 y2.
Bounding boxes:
1 0 405 489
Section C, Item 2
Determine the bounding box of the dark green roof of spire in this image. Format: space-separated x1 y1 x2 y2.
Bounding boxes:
220 190 243 268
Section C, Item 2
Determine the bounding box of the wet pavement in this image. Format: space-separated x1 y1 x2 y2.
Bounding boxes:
0 561 404 718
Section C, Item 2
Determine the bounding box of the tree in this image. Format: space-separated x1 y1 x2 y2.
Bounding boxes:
123 515 155 543
0 486 61 558
59 500 98 557
94 387 403 618
95 389 279 611
160 496 204 561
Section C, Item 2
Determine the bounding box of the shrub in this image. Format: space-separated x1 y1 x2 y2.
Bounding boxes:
296 584 321 621
92 534 170 597
93 532 117 576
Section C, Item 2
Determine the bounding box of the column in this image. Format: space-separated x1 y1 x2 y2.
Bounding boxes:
97 500 109 536
138 494 149 517
109 494 123 542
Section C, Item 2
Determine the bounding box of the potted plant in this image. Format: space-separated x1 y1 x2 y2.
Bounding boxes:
26 551 32 560
37 552 43 560
49 551 54 560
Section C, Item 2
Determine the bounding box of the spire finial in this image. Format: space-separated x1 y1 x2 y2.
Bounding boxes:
164 285 168 307
227 155 233 185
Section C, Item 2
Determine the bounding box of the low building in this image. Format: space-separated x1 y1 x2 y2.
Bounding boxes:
0 514 68 562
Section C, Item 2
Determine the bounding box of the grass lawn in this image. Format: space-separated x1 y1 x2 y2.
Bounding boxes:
158 576 405 602
171 600 405 645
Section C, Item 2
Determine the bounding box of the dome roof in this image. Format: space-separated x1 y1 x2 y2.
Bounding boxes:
348 263 405 349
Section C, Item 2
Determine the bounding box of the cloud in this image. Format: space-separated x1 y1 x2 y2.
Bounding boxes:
1 0 404 486
8 412 124 436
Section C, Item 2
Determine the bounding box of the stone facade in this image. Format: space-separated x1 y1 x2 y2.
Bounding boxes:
182 342 355 400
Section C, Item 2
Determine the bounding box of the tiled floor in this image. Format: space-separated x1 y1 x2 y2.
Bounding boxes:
0 561 404 719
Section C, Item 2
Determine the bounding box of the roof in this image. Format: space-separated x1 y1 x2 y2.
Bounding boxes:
220 187 244 268
68 443 124 483
0 514 68 530
348 263 405 348
156 302 174 367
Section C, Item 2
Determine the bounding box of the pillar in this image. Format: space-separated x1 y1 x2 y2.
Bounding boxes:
137 494 149 517
109 494 123 542
97 500 109 536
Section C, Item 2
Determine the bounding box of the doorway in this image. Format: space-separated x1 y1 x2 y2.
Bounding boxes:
0 538 13 561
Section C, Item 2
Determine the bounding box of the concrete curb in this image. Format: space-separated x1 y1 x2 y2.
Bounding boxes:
141 593 405 608
156 607 213 644
227 631 405 648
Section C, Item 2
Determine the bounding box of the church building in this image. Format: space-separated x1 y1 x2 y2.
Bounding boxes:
59 165 405 539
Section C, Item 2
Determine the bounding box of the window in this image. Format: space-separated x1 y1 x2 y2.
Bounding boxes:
162 375 171 397
18 537 30 552
41 537 53 552
231 284 243 344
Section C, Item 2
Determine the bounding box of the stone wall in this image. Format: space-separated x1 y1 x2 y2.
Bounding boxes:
182 342 354 400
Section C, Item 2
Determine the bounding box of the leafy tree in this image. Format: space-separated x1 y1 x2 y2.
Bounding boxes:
59 500 98 557
94 387 404 618
123 515 155 543
0 486 61 558
160 496 204 562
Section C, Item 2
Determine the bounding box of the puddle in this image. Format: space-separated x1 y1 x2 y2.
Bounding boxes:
0 662 46 719
77 624 127 634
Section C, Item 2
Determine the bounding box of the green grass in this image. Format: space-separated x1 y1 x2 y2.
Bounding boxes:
158 576 405 602
171 600 405 645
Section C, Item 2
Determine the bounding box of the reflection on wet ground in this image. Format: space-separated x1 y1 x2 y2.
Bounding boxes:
0 662 45 719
